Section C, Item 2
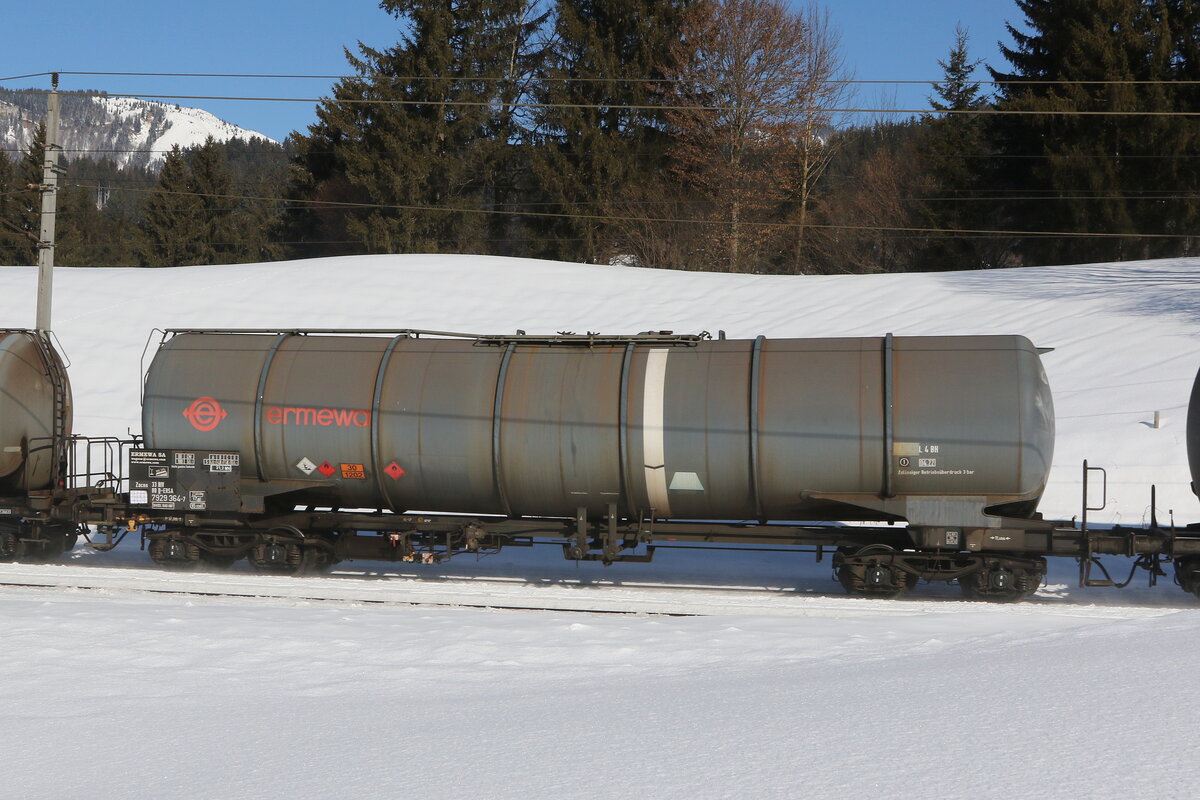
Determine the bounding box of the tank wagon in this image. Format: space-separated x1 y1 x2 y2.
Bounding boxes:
125 328 1059 597
1177 366 1200 596
0 330 77 559
142 330 1052 521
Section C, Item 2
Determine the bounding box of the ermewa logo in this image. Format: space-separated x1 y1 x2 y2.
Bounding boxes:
183 397 228 432
266 406 371 427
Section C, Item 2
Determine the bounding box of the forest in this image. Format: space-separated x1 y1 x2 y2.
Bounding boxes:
1 0 1198 274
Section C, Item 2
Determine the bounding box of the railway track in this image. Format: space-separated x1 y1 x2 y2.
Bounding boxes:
0 558 1190 619
0 561 878 617
0 579 702 616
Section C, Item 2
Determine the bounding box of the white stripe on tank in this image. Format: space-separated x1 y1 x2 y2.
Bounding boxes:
642 348 671 518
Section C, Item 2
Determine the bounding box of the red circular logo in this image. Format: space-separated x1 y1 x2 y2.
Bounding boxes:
183 396 228 432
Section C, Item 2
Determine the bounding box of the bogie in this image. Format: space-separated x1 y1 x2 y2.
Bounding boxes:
248 538 333 576
1175 557 1200 600
959 558 1046 602
147 536 202 570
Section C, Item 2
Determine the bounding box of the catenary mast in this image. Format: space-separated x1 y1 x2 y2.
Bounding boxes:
35 72 62 333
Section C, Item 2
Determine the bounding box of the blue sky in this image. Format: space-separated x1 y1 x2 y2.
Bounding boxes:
4 0 1023 142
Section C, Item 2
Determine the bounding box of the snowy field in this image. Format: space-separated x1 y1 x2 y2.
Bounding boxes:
1 255 1198 799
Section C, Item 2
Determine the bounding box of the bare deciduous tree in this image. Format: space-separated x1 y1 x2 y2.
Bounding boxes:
780 3 849 273
604 175 705 270
811 131 936 273
660 0 849 273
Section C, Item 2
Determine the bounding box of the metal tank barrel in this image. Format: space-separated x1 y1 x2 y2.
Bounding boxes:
141 330 1054 525
1189 365 1200 500
0 330 72 493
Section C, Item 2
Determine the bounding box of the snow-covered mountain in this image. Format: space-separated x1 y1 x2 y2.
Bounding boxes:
0 89 276 170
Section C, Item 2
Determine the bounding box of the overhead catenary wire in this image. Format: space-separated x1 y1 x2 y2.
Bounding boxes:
49 181 1200 205
0 215 38 241
13 69 1200 87
4 86 1200 117
0 72 57 82
32 169 1200 199
16 91 1200 117
12 145 1200 163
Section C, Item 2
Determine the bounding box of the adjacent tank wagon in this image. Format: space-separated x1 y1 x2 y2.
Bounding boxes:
0 330 71 493
141 330 1053 528
0 329 76 560
1189 364 1200 501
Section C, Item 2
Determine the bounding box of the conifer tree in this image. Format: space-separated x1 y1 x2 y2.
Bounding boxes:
990 0 1199 264
56 181 137 267
139 140 251 266
187 138 237 263
0 151 28 265
1155 0 1200 257
929 26 987 116
288 0 545 257
530 0 691 264
219 138 287 264
917 25 1001 269
140 146 205 266
50 157 152 267
2 127 48 266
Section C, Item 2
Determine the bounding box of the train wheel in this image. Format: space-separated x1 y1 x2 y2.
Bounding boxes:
15 524 75 563
148 537 202 570
301 546 335 575
249 531 335 576
0 525 18 562
1174 557 1200 600
249 540 298 574
835 546 919 599
960 560 1044 602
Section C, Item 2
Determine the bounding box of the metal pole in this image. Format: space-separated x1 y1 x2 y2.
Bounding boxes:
35 73 62 333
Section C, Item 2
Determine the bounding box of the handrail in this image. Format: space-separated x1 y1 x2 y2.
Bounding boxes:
159 328 710 347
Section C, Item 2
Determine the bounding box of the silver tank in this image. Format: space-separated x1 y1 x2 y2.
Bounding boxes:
0 330 72 492
142 332 1054 523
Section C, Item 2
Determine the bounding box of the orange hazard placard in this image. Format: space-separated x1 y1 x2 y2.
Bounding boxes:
340 463 366 480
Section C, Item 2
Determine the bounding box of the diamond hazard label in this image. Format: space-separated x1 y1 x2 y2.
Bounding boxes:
384 461 405 479
317 461 336 477
296 457 317 476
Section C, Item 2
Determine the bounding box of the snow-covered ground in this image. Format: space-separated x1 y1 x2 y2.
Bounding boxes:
0 255 1198 798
